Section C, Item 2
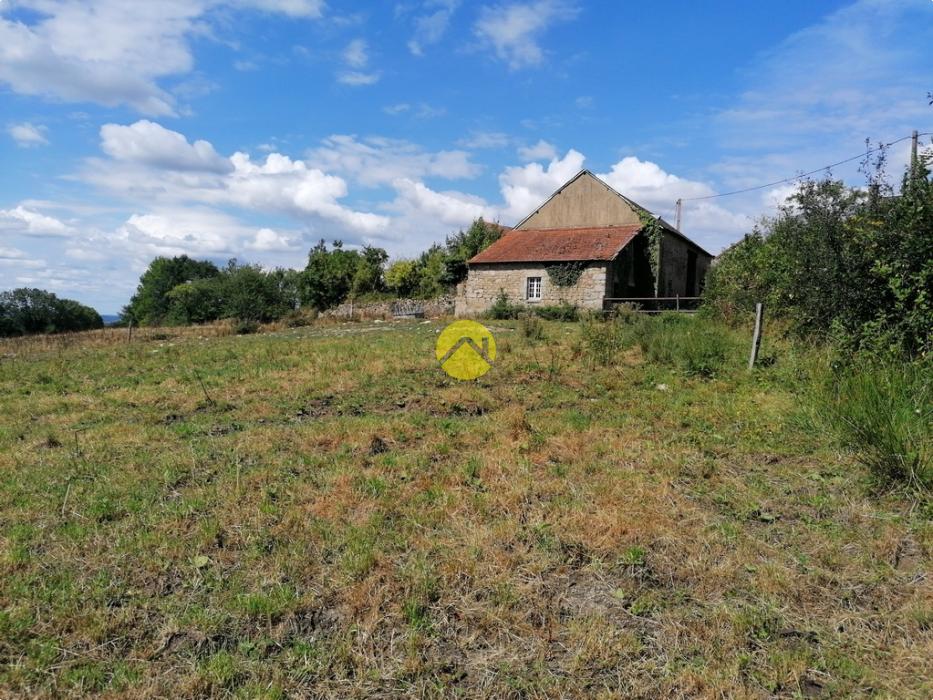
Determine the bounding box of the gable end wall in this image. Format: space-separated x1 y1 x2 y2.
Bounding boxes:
517 173 642 230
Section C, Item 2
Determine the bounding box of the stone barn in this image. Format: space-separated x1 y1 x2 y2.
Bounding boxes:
455 170 713 316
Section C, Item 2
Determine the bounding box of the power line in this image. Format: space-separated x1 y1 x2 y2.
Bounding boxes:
681 132 933 202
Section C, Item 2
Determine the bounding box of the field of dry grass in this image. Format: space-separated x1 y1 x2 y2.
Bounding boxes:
0 318 929 698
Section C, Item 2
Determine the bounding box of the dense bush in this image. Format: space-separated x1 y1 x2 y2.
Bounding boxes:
704 157 932 359
0 288 104 337
533 301 580 321
125 257 297 326
822 361 931 492
487 291 522 320
441 218 505 287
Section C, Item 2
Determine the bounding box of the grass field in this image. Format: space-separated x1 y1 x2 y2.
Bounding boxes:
0 317 930 698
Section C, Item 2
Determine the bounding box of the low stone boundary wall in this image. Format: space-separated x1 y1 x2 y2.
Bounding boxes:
322 296 454 320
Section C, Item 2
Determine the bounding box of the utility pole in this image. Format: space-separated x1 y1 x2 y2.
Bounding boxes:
911 130 919 169
674 198 682 231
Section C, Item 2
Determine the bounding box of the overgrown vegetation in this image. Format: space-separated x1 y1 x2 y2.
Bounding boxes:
544 261 586 287
821 361 932 492
1 318 929 697
119 218 505 329
704 153 932 359
579 312 736 378
700 150 932 492
0 288 103 337
488 292 581 322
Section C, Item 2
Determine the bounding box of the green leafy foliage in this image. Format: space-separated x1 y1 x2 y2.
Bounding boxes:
545 261 586 287
638 212 663 295
487 291 522 320
384 259 420 298
218 261 295 323
441 218 504 286
124 256 299 326
0 288 103 337
704 158 933 359
532 301 580 321
123 255 220 325
301 240 387 311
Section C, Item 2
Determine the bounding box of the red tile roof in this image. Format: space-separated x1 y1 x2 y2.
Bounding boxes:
468 225 642 264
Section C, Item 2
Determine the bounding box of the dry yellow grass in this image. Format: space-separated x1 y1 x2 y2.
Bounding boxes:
0 318 929 698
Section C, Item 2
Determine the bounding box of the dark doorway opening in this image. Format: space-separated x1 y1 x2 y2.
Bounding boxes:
686 249 698 296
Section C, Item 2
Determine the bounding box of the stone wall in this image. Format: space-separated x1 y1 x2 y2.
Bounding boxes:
455 262 607 317
323 296 454 320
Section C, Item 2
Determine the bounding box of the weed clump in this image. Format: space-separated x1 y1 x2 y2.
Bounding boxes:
636 313 736 378
579 315 628 366
823 361 931 492
234 319 259 335
520 315 546 341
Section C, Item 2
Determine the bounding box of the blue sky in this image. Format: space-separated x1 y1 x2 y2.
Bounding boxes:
1 0 931 313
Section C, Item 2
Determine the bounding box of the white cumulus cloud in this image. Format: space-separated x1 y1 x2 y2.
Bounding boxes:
100 120 232 173
391 178 493 228
0 205 73 237
517 139 557 162
8 122 49 147
0 0 325 115
474 0 579 70
308 135 482 187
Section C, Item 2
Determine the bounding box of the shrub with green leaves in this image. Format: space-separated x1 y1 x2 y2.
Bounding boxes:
0 288 103 337
487 291 522 320
533 301 579 321
703 156 933 360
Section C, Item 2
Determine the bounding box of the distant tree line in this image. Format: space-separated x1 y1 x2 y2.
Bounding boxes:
0 288 103 337
120 218 504 327
704 151 932 359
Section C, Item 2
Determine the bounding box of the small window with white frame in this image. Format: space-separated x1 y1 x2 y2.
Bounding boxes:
526 276 542 301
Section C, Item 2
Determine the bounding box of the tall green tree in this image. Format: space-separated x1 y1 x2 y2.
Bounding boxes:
123 255 220 325
218 260 292 323
0 288 103 337
300 241 389 310
385 259 420 297
442 218 504 286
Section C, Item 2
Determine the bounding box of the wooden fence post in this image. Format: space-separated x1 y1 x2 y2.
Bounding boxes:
748 303 764 370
